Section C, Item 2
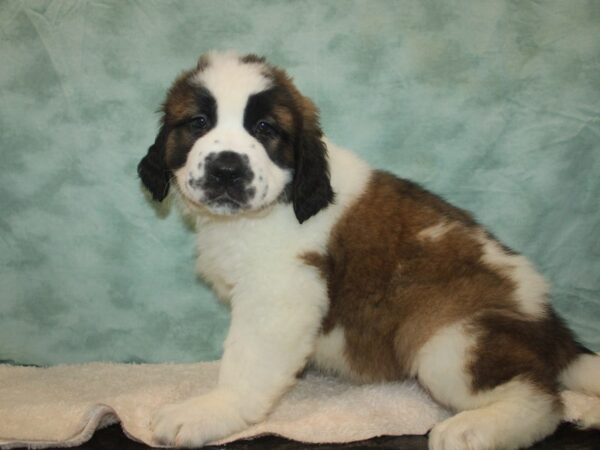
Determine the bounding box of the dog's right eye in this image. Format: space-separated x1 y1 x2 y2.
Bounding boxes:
254 120 279 138
189 115 210 131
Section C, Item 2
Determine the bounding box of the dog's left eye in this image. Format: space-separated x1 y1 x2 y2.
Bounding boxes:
254 120 278 138
189 115 210 131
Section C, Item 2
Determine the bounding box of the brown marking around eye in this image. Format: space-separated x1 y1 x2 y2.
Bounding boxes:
272 105 294 133
162 71 198 125
262 64 323 137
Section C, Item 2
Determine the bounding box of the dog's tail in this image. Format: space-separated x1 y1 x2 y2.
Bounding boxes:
560 347 600 428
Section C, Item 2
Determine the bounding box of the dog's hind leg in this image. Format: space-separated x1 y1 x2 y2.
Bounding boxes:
414 322 562 450
560 351 600 428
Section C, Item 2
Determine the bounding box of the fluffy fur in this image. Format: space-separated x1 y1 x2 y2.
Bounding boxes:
138 51 600 450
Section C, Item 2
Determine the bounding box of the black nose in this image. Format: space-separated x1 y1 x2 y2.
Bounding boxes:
205 151 250 185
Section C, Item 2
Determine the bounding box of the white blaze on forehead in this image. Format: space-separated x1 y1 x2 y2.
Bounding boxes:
177 52 290 216
192 52 272 127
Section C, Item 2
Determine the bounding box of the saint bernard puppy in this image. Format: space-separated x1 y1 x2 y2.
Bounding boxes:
138 51 600 450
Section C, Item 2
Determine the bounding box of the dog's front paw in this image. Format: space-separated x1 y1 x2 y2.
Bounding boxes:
151 389 247 447
429 411 493 450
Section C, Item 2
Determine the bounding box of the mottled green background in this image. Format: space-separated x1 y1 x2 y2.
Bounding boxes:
0 0 598 365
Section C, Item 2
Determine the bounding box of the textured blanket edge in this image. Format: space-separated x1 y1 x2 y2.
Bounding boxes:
0 406 119 449
0 362 598 449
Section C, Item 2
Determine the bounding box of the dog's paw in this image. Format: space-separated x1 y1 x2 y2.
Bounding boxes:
150 389 248 447
576 403 600 429
429 411 493 450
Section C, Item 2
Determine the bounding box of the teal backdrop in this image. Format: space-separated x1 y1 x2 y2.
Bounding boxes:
0 0 598 365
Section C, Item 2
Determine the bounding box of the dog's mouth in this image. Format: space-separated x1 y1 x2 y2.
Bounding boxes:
181 187 255 216
207 193 246 210
208 184 255 206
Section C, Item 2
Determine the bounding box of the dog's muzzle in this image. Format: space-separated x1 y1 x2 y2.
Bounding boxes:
192 151 256 210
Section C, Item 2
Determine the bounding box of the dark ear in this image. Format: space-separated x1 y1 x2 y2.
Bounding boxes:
137 125 171 202
292 128 335 224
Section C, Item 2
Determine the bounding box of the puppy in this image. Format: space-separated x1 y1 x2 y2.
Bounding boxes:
138 51 600 450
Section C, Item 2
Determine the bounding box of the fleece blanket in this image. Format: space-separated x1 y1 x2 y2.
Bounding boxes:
1 362 599 449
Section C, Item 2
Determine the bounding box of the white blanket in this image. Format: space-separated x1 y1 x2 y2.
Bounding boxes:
0 361 597 449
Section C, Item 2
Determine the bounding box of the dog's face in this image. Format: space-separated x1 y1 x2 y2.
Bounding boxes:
138 52 334 223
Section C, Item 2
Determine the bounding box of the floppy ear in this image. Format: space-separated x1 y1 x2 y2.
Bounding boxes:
137 125 171 202
292 111 335 223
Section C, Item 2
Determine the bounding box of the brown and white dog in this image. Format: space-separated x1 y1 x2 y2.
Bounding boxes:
138 51 600 450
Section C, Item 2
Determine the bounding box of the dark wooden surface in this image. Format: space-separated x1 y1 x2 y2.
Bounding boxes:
78 422 600 450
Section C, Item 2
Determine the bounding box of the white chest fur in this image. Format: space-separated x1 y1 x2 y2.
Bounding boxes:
193 143 372 301
311 326 357 378
192 144 372 380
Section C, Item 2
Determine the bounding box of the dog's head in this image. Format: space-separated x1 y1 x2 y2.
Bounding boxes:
138 51 334 223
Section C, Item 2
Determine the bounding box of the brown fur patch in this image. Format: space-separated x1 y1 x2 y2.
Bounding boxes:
196 55 210 72
240 54 267 65
468 309 581 395
303 171 581 391
265 65 322 138
162 70 198 125
272 105 295 133
196 54 210 71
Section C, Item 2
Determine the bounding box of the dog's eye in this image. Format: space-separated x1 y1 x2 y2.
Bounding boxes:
254 120 278 138
189 115 210 131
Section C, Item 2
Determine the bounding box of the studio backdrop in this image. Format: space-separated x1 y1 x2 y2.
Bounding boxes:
1 0 598 365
